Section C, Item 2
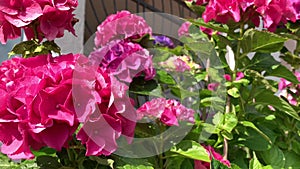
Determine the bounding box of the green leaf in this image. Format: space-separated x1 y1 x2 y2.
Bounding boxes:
241 29 287 54
258 146 285 168
239 121 272 144
36 156 62 169
180 159 194 169
281 52 300 69
222 113 238 133
265 65 299 84
249 53 279 72
89 156 114 168
8 40 37 57
254 90 300 121
129 77 163 97
155 70 176 85
188 18 229 34
165 157 185 169
212 158 231 169
42 41 61 54
227 87 240 98
249 152 263 169
170 140 210 162
115 157 154 169
284 151 300 168
185 1 206 15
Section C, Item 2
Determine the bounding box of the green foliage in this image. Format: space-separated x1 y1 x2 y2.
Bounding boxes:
170 140 210 162
9 40 61 58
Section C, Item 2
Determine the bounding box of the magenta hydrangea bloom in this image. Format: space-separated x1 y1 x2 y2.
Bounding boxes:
137 98 195 126
254 0 297 31
292 0 300 20
73 56 136 156
0 0 43 28
90 40 155 83
0 54 79 159
0 12 21 44
203 0 241 23
38 5 76 41
95 10 152 47
194 145 231 169
51 0 78 10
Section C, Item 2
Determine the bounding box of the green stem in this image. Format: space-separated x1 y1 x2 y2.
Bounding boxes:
223 23 245 160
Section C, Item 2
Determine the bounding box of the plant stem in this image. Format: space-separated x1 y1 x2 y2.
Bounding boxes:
223 95 231 160
223 23 244 160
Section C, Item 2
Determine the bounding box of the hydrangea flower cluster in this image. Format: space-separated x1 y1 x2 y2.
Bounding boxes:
194 145 231 169
0 0 78 44
190 0 300 31
95 10 152 47
90 40 155 83
73 56 136 156
137 98 195 126
0 54 79 159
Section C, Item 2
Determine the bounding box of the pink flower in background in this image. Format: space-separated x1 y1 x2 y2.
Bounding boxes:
90 40 155 83
178 22 191 37
39 5 75 41
235 72 244 80
137 98 195 126
278 78 292 90
95 10 152 47
194 145 231 169
203 0 240 23
276 75 299 106
159 56 191 73
207 83 220 91
223 72 244 81
223 74 231 81
0 0 43 27
73 56 136 156
0 54 79 159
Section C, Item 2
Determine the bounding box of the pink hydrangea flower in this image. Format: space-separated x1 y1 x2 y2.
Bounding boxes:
137 98 195 126
0 54 79 159
0 12 21 44
95 10 152 47
73 56 136 156
0 0 43 27
38 5 76 41
194 145 231 169
202 0 241 23
292 0 300 20
254 0 297 31
89 40 155 83
51 0 78 10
